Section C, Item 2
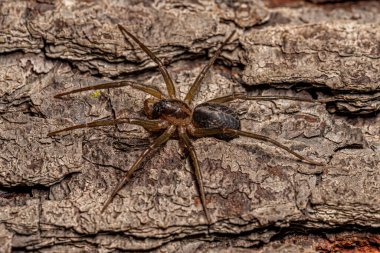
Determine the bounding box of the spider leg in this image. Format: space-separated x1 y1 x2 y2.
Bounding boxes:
118 25 177 99
188 127 324 166
47 118 168 137
101 125 176 213
178 127 211 224
206 93 333 104
54 80 164 99
184 31 236 104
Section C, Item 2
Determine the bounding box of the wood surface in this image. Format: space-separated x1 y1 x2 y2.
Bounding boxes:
0 0 379 252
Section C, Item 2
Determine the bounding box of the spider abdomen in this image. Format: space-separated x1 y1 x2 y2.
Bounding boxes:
192 103 240 140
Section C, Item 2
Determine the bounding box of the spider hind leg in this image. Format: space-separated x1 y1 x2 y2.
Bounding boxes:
189 127 324 166
206 93 332 104
179 127 212 224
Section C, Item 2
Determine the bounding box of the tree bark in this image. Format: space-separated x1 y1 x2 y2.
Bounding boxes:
0 0 379 252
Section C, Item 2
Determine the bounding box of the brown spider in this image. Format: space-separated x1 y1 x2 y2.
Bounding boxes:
48 25 323 224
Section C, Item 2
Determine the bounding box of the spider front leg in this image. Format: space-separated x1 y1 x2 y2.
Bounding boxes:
185 31 236 104
118 25 177 99
54 80 164 99
101 125 176 213
189 127 324 166
178 127 211 224
48 118 169 137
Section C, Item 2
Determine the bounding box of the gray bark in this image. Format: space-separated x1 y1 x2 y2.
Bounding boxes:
0 0 379 252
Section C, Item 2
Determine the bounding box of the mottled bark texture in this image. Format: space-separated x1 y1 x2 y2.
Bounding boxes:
0 0 379 252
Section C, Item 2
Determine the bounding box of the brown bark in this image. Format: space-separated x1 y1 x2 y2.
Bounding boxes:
0 0 379 252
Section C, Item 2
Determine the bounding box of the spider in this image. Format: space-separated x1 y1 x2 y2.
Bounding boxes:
48 25 324 224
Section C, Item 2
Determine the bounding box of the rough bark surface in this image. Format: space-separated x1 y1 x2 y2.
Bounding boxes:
0 0 379 252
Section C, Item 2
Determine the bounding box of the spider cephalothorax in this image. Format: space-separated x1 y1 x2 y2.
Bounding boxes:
150 99 192 125
49 25 323 224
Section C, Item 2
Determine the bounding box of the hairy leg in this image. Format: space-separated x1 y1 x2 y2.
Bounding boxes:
184 31 236 104
48 118 168 137
101 125 177 213
206 93 333 104
54 80 164 99
118 25 177 98
178 127 211 224
188 127 324 166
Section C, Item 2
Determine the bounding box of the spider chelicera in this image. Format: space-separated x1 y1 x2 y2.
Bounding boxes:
48 25 323 224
